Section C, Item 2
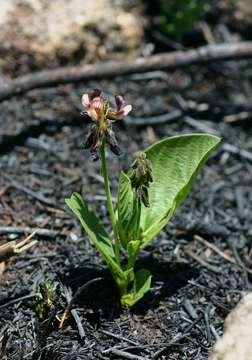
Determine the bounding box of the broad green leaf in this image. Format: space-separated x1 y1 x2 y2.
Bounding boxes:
65 192 125 280
121 269 152 307
140 134 221 247
117 172 134 247
117 172 141 247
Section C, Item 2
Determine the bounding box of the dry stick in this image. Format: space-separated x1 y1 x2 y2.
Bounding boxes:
10 180 56 206
125 110 182 127
184 249 221 274
59 277 103 329
101 330 139 346
108 348 149 360
0 226 58 238
0 293 36 309
0 228 39 262
194 235 252 275
70 309 85 341
1 42 252 101
153 314 204 359
222 143 252 162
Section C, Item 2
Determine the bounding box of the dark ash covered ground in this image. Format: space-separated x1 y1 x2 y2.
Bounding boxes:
0 65 252 359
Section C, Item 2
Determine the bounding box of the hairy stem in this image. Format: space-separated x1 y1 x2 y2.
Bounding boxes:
100 140 120 264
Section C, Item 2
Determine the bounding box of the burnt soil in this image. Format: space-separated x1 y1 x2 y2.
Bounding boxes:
0 60 252 359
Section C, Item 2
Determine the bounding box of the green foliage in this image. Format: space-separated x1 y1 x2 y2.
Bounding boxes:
140 134 220 247
117 171 136 248
159 0 209 39
65 193 125 284
36 279 54 322
121 269 152 307
66 134 220 307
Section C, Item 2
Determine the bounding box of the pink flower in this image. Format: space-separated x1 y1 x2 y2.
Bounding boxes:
82 89 107 122
82 90 132 122
107 95 132 120
82 89 132 160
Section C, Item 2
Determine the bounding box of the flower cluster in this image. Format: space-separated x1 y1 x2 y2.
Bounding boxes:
130 152 153 207
82 89 132 161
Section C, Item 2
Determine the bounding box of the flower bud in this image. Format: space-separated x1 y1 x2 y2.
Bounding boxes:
105 128 121 156
130 153 153 207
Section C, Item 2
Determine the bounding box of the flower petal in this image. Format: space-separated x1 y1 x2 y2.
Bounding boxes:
107 109 117 120
121 104 132 116
115 95 125 110
87 108 99 121
89 89 101 101
82 93 90 108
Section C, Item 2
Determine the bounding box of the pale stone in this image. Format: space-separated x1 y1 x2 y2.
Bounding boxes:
209 293 252 360
235 0 252 24
0 0 144 75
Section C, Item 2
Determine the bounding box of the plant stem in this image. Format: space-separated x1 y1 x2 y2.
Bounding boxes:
100 140 120 264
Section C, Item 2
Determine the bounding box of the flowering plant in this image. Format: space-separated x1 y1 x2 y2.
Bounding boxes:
66 90 220 307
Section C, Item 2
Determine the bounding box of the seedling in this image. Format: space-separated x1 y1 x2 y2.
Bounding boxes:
65 89 220 307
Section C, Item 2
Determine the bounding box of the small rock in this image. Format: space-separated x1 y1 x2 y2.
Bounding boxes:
209 293 252 360
0 0 145 76
235 0 252 25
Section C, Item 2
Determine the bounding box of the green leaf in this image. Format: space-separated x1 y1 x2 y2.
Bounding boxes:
140 134 221 247
65 192 124 280
117 172 134 247
121 269 152 307
117 172 141 247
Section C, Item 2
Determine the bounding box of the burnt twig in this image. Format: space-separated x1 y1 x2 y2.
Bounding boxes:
106 348 148 360
194 235 252 275
184 249 221 274
0 226 58 238
0 293 36 309
10 180 56 206
1 42 252 101
59 277 103 329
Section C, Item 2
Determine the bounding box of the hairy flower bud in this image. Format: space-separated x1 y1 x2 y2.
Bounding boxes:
105 128 121 156
130 153 153 207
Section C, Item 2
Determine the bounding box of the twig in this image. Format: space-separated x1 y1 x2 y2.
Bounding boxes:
153 315 204 359
183 299 198 320
0 328 10 359
194 235 252 275
60 286 86 342
222 143 252 162
10 180 55 206
184 249 221 274
71 309 85 341
0 293 36 309
108 348 148 360
59 277 103 328
125 111 182 127
153 333 189 359
0 226 58 238
0 226 41 261
101 330 139 346
224 111 252 123
1 42 252 101
184 116 220 136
